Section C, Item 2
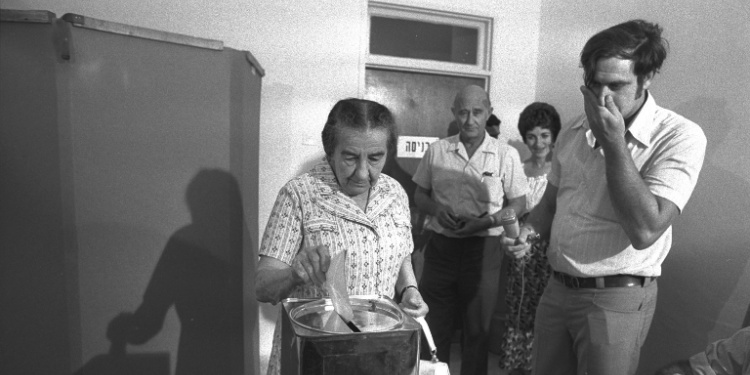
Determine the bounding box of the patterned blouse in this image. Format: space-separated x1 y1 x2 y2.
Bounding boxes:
259 160 414 298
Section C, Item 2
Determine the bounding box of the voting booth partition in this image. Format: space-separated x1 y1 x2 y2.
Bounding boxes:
0 9 262 375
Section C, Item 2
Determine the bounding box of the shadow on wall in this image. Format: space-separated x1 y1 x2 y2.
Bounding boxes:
73 169 247 375
639 97 750 374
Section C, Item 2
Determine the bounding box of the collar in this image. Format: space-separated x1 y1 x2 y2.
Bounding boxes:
308 159 342 195
446 131 498 155
308 160 393 224
625 91 657 147
575 91 658 148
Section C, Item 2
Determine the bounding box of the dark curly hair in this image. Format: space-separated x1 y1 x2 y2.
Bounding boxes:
517 102 561 142
321 98 397 158
581 19 668 87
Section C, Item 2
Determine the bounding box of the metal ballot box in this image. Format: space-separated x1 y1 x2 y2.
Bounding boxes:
279 295 421 375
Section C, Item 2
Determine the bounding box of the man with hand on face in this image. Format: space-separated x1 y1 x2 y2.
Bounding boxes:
413 85 527 375
501 20 707 375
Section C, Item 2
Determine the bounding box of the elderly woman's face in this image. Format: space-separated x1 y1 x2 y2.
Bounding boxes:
329 127 389 198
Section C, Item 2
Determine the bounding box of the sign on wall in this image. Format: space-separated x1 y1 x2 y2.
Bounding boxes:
397 135 439 158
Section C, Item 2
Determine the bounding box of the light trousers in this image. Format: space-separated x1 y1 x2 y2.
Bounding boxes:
532 276 657 375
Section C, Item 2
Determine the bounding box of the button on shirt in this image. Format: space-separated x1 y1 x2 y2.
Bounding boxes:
412 133 528 237
548 92 707 277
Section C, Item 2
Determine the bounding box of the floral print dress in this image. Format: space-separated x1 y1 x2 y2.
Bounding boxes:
499 174 552 373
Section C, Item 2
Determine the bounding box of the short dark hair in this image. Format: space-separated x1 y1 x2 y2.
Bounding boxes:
321 98 397 157
517 102 561 141
580 19 668 86
486 114 501 127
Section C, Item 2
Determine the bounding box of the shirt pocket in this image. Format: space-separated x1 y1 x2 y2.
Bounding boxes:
303 217 338 249
478 175 502 203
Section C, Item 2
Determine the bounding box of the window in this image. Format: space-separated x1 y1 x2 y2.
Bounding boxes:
370 16 479 65
367 2 492 78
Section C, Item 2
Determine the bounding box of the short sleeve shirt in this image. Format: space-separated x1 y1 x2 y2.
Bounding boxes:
412 132 528 237
547 92 707 277
259 161 413 299
688 327 750 375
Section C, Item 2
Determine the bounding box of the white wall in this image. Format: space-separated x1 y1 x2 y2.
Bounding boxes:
1 0 541 373
536 1 750 373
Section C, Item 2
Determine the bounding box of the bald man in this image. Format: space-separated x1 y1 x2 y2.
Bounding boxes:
412 85 527 374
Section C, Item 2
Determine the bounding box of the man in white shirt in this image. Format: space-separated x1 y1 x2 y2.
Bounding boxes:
413 85 527 375
502 20 707 375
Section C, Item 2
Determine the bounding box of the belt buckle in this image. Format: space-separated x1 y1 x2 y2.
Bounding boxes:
625 277 638 287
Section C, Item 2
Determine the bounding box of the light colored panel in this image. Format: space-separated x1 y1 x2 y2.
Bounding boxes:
64 24 233 373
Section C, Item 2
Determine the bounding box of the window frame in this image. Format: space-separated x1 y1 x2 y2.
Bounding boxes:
366 1 493 80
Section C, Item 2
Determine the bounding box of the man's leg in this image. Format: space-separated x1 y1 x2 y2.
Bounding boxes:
459 236 503 375
419 233 461 364
576 281 658 375
532 277 577 375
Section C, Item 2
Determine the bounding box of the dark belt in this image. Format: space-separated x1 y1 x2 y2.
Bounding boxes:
553 271 655 289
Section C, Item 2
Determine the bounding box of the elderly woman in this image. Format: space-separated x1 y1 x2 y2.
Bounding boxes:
255 98 428 374
499 102 561 375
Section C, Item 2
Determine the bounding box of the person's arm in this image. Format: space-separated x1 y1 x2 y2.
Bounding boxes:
581 87 679 249
256 245 331 305
503 183 557 259
493 144 529 231
496 195 526 225
255 256 304 305
689 327 750 375
455 194 527 236
655 327 750 375
605 149 679 249
395 255 428 318
524 183 557 241
414 186 459 230
412 144 460 231
255 181 331 304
